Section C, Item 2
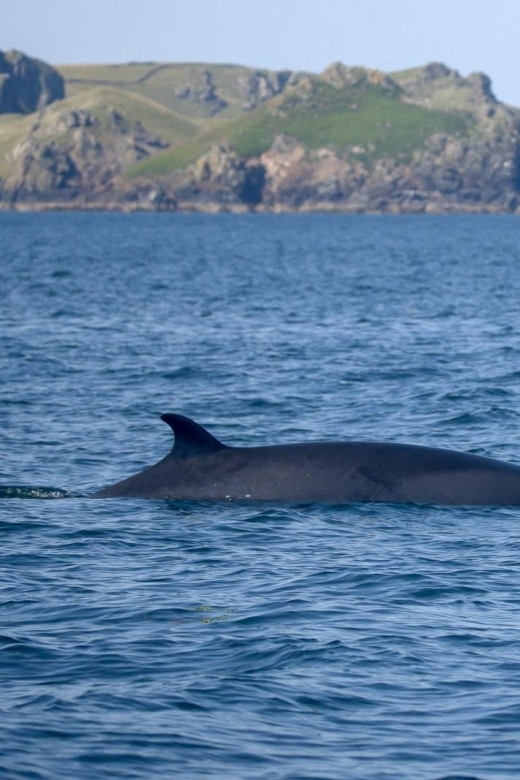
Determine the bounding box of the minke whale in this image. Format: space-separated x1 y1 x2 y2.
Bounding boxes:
93 413 520 505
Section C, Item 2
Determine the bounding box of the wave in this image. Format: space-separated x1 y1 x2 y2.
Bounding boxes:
0 485 79 499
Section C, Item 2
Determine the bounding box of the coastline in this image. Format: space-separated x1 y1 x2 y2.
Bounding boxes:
2 199 519 214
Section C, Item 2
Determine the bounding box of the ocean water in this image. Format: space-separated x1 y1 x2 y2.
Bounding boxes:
2 212 520 779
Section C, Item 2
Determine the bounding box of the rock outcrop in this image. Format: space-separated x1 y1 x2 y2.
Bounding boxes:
0 49 64 113
172 143 265 206
237 70 293 109
173 69 227 114
167 117 520 214
4 105 169 205
321 62 398 93
163 60 520 213
396 62 498 118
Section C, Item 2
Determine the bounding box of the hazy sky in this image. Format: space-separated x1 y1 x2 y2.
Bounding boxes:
4 0 520 106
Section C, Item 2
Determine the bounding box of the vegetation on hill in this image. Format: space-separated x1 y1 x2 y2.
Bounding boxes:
1 54 519 213
129 76 472 177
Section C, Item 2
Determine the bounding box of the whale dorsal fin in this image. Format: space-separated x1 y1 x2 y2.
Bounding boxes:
160 414 227 459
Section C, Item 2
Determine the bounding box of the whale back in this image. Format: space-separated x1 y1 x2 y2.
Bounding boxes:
94 414 520 505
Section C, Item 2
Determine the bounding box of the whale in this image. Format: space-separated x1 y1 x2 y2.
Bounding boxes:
93 413 520 505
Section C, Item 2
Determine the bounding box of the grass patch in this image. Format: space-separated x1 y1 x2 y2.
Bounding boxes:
69 86 199 142
128 139 211 176
57 63 162 83
36 86 200 150
58 62 270 122
0 113 34 176
127 78 472 176
267 80 471 156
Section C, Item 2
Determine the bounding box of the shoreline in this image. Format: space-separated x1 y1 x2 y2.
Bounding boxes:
2 200 519 215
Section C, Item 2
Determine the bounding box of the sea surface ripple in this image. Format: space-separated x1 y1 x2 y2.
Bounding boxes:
2 213 520 779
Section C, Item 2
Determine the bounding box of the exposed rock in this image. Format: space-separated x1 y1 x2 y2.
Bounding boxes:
4 104 169 203
397 62 498 117
171 114 520 214
173 69 227 114
466 71 496 103
54 109 97 131
237 70 292 109
412 129 520 206
174 85 191 99
173 143 264 206
108 176 177 211
198 70 223 106
321 62 398 92
0 49 64 114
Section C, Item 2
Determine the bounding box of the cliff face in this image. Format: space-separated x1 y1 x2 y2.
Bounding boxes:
2 54 520 213
253 123 520 214
0 50 64 114
160 64 520 214
3 104 169 205
161 125 520 214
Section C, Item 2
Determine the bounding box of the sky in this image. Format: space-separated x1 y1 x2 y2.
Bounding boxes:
4 0 520 106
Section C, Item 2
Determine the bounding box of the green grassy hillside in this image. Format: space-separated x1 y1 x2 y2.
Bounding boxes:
0 60 482 185
56 85 200 142
0 84 201 178
57 62 283 121
0 113 33 176
128 76 472 177
229 79 471 156
0 85 203 178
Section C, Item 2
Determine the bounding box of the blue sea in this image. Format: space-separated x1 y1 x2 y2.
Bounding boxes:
2 212 520 779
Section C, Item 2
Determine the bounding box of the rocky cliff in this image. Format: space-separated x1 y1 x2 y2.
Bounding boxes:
142 63 520 214
3 103 169 206
0 49 64 114
2 54 520 213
